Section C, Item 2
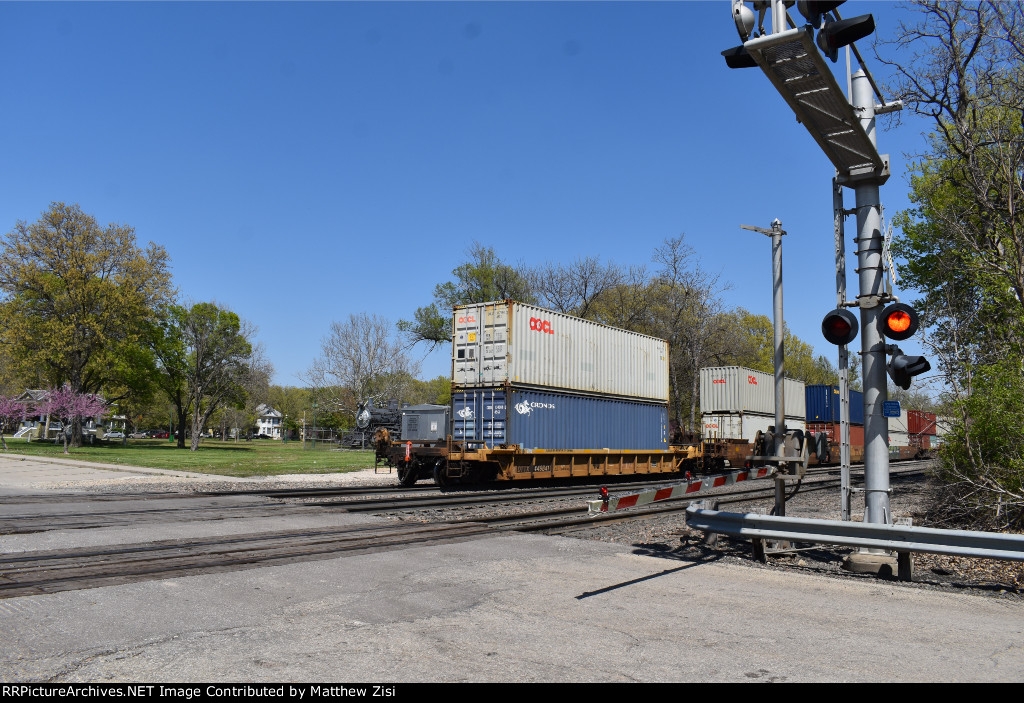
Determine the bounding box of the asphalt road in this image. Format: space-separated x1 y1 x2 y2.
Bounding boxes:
1 454 1023 683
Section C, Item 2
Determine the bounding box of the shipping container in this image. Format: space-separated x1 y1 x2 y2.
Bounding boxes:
804 385 865 425
701 411 805 442
889 429 910 446
400 404 450 442
452 387 668 451
805 422 866 448
452 301 669 401
888 410 909 434
908 409 938 436
700 367 806 418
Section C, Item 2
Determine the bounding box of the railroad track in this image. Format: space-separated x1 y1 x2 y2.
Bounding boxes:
0 521 495 599
0 463 932 598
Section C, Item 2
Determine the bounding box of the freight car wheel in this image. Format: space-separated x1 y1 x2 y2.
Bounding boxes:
433 462 449 487
397 463 418 487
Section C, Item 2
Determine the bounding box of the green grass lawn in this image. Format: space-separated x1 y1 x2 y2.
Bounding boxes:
0 437 378 477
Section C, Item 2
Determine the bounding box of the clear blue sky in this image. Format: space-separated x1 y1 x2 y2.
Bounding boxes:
0 1 932 387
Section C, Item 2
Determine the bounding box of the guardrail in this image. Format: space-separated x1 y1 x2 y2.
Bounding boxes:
685 507 1024 561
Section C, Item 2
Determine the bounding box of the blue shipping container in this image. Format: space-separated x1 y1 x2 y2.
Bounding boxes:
452 387 668 451
805 385 865 425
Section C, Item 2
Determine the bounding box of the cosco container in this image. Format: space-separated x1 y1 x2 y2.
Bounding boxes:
804 385 865 425
452 387 668 451
701 411 805 442
908 410 938 436
700 367 806 418
452 301 669 401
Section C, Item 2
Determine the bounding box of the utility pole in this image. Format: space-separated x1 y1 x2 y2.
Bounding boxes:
741 219 790 518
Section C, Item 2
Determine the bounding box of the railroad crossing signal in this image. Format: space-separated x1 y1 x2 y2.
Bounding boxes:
878 302 929 389
797 1 876 62
724 1 876 68
821 308 858 346
879 302 919 341
887 350 930 391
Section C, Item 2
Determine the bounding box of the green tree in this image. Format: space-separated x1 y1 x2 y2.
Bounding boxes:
879 0 1024 525
154 303 261 451
0 203 173 441
399 242 534 349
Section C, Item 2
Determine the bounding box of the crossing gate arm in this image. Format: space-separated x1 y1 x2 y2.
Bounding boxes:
685 507 1024 561
587 467 777 515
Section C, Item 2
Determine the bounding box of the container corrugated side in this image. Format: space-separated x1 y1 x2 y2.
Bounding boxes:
701 411 805 442
700 366 806 417
452 301 669 401
805 385 865 425
908 410 938 436
888 410 909 434
452 387 667 451
400 404 450 442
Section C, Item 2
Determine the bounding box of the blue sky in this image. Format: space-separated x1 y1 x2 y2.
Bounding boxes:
0 1 932 387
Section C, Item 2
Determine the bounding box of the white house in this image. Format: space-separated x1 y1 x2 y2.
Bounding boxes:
255 404 283 439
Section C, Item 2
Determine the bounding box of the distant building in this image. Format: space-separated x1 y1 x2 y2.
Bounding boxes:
12 389 109 439
255 404 283 439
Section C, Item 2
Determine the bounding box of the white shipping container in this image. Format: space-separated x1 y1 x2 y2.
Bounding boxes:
452 301 669 401
889 430 910 446
701 411 805 442
700 367 806 418
889 410 909 434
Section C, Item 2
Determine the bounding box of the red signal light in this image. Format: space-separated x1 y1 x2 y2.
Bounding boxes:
821 308 858 345
880 303 919 341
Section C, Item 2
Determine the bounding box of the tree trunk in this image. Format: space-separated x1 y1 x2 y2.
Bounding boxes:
176 407 188 449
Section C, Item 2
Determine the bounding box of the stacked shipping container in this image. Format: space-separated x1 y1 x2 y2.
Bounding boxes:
699 367 806 441
804 385 937 450
451 301 670 451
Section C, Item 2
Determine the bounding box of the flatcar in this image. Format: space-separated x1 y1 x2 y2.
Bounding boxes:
376 418 932 487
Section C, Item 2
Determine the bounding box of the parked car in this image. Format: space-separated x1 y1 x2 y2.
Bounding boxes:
128 431 149 439
151 431 170 439
105 430 125 440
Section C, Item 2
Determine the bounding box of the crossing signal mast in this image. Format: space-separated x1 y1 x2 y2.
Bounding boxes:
720 1 929 544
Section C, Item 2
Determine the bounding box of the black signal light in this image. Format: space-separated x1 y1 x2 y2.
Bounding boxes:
887 353 931 391
816 13 875 62
880 302 919 341
722 45 758 69
822 308 859 345
796 1 846 28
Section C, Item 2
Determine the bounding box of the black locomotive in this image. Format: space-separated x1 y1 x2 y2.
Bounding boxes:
340 399 404 448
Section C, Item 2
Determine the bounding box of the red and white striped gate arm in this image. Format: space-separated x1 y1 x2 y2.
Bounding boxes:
587 467 777 515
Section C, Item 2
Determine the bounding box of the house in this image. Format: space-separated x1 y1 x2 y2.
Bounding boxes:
255 404 284 439
12 389 108 440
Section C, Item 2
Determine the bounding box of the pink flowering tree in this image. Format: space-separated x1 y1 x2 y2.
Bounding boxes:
0 396 30 451
35 385 107 455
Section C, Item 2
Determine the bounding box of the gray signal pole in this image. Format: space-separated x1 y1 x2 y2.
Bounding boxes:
741 220 789 518
833 179 853 522
851 70 891 529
